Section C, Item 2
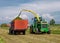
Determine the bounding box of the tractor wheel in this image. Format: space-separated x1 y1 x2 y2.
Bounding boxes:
23 31 25 35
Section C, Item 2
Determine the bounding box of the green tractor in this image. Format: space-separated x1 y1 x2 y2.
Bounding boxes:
30 17 50 34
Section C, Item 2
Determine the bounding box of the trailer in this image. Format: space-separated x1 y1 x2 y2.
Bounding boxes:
9 17 28 35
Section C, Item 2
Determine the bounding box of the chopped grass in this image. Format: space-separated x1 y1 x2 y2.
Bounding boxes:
51 30 60 34
0 37 5 43
50 25 60 34
0 25 60 34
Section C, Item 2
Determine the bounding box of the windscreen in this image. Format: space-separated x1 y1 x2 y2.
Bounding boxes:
42 24 47 28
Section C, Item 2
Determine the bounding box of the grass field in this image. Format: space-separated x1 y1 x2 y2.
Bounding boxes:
0 25 60 43
1 25 60 34
50 25 60 34
0 37 5 43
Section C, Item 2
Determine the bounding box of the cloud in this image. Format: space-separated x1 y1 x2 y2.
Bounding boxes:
19 1 60 13
0 0 60 24
0 18 2 20
20 14 28 19
42 14 54 19
0 6 19 17
0 1 60 16
5 16 13 20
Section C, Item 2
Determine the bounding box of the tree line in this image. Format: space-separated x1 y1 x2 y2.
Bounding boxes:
0 19 55 27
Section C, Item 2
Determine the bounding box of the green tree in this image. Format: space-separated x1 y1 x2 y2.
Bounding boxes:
50 19 55 25
0 23 8 27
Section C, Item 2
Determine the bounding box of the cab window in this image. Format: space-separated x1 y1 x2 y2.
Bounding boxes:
42 24 47 28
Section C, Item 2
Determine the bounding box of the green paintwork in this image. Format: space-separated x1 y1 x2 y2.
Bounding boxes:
30 17 50 33
41 24 49 32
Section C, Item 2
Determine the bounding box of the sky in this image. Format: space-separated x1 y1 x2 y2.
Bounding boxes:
0 0 60 24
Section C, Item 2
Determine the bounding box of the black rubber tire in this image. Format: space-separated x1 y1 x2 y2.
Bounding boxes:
14 31 17 35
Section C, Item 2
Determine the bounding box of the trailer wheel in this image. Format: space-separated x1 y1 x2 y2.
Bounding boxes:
13 31 17 35
23 31 25 35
